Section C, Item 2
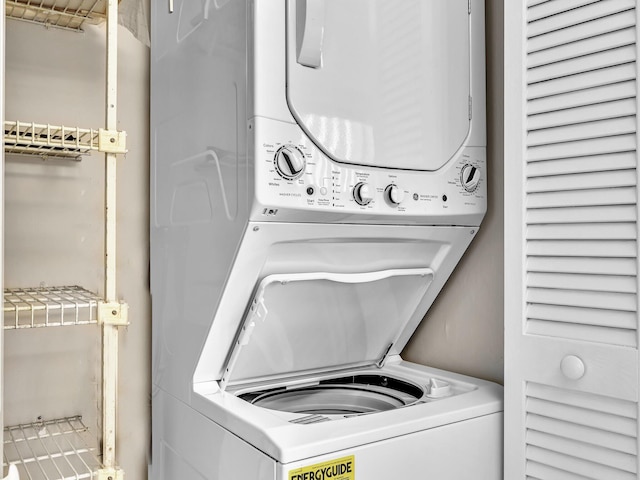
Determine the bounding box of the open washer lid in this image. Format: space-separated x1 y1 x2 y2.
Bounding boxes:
286 0 471 171
220 268 434 390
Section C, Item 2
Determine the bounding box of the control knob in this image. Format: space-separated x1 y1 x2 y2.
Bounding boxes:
460 164 481 192
353 182 374 206
385 184 405 206
274 145 306 180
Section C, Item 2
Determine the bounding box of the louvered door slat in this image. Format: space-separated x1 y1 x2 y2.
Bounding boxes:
528 188 636 208
528 272 636 293
527 152 636 176
528 81 637 116
527 288 636 311
526 310 637 344
527 239 637 257
527 430 637 473
525 402 636 436
527 134 637 162
527 169 636 191
527 204 637 223
528 98 636 130
527 445 637 480
527 223 637 240
528 9 636 53
528 0 604 23
528 319 636 346
528 257 637 276
528 28 635 68
527 414 638 454
528 64 636 99
527 304 637 329
527 0 635 38
528 116 636 147
527 388 637 433
526 461 595 480
528 45 636 84
528 1 634 39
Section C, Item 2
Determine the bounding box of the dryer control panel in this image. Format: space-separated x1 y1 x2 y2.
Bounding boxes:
252 118 486 225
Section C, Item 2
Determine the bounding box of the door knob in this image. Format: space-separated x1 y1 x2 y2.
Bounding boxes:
560 355 585 380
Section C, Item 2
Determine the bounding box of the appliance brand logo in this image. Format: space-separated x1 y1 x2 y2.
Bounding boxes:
289 455 355 480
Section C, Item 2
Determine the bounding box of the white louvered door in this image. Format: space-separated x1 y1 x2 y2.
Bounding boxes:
505 1 640 478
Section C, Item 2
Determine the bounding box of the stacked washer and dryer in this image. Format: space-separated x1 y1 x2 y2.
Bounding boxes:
151 0 502 478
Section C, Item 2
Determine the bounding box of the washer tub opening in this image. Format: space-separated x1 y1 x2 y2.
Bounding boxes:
239 374 425 415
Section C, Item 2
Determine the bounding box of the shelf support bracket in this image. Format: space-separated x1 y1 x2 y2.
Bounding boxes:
97 467 125 480
98 301 130 327
98 129 127 154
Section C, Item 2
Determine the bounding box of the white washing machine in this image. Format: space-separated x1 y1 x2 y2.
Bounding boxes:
151 1 502 479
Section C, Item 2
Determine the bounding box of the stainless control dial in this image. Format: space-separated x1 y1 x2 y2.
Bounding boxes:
353 182 374 206
385 184 405 206
460 164 481 192
274 145 306 180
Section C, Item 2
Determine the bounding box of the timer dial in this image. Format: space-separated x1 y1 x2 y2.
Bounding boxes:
353 182 374 206
274 145 306 180
385 184 405 206
460 164 481 192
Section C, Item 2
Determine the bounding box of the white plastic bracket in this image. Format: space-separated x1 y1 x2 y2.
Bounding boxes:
376 343 394 368
97 468 125 480
98 129 127 154
239 298 268 346
219 297 268 391
98 301 130 327
3 465 18 480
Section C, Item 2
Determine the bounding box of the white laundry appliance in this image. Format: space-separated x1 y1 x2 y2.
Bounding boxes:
150 1 502 479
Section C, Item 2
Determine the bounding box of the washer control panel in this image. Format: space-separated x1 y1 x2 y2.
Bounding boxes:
253 118 486 221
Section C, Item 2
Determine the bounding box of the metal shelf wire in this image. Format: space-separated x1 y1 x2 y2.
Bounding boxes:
4 121 100 160
4 286 102 330
5 0 110 32
3 416 103 480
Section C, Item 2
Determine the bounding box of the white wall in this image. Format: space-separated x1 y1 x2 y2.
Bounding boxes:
403 0 504 385
4 19 150 479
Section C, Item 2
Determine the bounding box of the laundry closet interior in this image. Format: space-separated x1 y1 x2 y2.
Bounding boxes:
9 0 621 478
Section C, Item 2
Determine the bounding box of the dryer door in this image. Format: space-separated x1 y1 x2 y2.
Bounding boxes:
286 0 471 171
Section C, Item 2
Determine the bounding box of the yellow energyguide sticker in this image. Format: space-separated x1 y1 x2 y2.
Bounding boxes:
288 455 355 480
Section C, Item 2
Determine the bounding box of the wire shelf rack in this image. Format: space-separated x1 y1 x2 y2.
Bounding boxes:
4 416 103 480
4 286 102 330
5 0 110 32
4 121 101 160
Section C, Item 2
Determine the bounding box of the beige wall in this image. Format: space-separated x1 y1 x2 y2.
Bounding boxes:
404 0 505 385
4 19 150 479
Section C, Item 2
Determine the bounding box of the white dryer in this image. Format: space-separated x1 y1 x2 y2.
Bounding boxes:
151 1 502 479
